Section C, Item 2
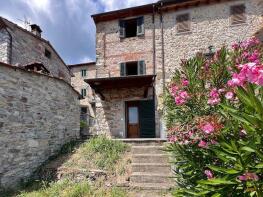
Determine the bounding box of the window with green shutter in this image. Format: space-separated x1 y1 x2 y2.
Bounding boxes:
120 61 146 76
138 60 146 75
119 16 144 38
81 69 87 77
137 17 144 36
81 89 87 97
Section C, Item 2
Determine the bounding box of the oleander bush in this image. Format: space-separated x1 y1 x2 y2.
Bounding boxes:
165 37 263 196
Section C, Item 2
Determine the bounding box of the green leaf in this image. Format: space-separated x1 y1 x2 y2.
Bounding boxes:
255 163 263 168
212 193 221 197
241 146 256 153
198 179 236 185
208 165 240 174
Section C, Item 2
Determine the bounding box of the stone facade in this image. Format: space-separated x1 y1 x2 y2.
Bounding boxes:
0 63 80 189
69 63 96 116
0 17 72 83
91 0 263 138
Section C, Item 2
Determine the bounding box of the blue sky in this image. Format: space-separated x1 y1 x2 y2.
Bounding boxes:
0 0 155 64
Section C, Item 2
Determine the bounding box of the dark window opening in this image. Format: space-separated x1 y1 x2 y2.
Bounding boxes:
81 107 87 114
120 60 146 76
176 13 190 33
230 4 246 25
125 18 137 38
126 62 138 75
45 49 51 59
119 16 144 38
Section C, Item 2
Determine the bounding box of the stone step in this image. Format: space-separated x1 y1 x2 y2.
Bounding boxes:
132 163 172 174
115 138 167 146
132 154 169 163
130 172 174 184
130 182 174 190
131 146 165 154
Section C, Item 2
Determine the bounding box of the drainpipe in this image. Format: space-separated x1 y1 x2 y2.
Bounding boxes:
160 2 165 95
152 4 156 75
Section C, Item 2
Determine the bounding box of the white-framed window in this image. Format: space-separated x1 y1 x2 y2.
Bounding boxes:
81 89 87 97
81 69 87 77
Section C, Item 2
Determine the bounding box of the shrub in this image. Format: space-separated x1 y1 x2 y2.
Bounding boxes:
165 37 263 196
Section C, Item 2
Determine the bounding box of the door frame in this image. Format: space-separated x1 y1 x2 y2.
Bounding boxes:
125 101 140 138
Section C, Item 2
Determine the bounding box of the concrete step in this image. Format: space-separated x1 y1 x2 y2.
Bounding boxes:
115 138 167 146
131 146 165 154
131 172 174 184
130 182 174 190
132 163 172 174
132 154 169 163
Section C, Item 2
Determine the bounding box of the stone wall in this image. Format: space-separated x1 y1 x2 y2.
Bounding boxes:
0 63 80 189
0 18 72 83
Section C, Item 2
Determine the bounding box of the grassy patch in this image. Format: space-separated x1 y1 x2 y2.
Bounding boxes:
17 179 126 197
65 136 128 171
8 136 130 197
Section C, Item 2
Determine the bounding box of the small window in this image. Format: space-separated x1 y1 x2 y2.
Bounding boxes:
81 69 87 77
45 49 51 59
120 60 146 76
81 107 87 114
176 13 190 33
81 89 87 97
119 16 144 38
230 4 246 25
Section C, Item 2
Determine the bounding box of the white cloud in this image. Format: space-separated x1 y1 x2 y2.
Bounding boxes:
79 55 94 63
20 0 54 22
98 0 156 12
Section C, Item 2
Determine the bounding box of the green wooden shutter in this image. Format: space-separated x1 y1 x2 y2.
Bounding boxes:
120 63 126 76
119 20 126 38
138 60 146 75
137 17 144 36
139 100 155 138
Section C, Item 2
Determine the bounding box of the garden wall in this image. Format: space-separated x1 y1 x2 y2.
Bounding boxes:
0 63 80 189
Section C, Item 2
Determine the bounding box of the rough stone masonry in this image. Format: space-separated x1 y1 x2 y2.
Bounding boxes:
0 63 80 189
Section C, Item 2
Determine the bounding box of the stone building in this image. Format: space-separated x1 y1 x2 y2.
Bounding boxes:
0 16 72 83
87 0 263 139
69 62 97 136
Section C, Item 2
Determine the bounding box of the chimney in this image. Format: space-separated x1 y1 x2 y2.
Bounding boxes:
30 24 42 38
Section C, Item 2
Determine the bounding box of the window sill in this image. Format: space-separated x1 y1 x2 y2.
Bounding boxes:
229 22 247 27
120 35 145 41
176 31 192 36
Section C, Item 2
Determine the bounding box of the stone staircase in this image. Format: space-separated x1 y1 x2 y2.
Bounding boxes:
123 139 174 191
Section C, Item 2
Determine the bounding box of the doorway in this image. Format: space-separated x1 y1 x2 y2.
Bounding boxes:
126 100 155 138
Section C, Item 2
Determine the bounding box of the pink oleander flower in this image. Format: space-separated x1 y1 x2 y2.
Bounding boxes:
232 43 239 50
181 79 189 86
208 98 221 105
175 96 186 106
225 91 234 100
170 85 179 97
210 88 219 98
240 37 260 49
169 135 178 143
201 123 215 134
218 88 225 93
179 91 190 99
238 172 259 181
210 140 218 145
248 50 260 63
205 170 214 179
198 140 208 148
188 131 194 138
